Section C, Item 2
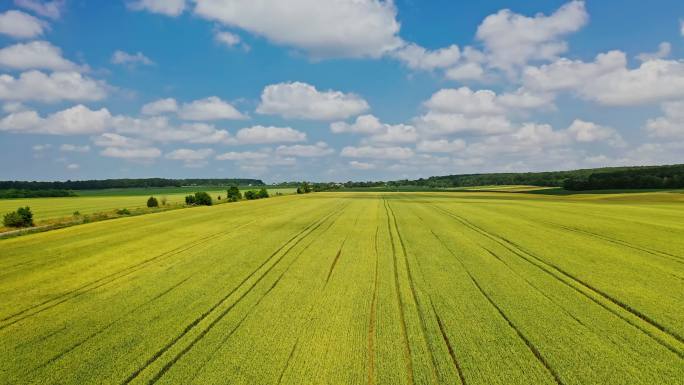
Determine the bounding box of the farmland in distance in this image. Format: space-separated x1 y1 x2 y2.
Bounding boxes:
0 191 682 384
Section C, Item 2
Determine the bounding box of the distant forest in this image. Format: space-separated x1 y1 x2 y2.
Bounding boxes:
394 164 684 190
0 178 265 191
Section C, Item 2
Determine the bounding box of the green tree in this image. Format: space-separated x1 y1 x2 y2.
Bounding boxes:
193 191 213 206
3 206 33 227
257 188 269 199
185 195 196 205
147 196 159 208
227 186 242 202
244 190 257 200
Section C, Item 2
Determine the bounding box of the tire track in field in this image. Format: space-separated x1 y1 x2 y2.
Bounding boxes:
26 275 194 377
427 228 565 385
367 224 380 385
171 208 345 385
402 209 468 385
386 201 441 385
0 220 257 330
324 237 347 285
382 199 414 385
121 203 347 385
540 220 684 266
431 204 684 359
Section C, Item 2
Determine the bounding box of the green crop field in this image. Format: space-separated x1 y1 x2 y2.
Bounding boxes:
0 187 296 222
0 191 682 384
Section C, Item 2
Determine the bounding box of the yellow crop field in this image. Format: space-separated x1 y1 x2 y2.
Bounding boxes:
0 191 682 384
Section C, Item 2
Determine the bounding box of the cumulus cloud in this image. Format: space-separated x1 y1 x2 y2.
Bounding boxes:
111 116 235 144
101 146 161 160
66 163 79 170
276 142 334 157
645 101 684 138
60 144 91 152
235 125 306 144
257 82 369 120
391 43 461 71
340 145 414 160
92 133 146 148
331 114 417 143
566 119 624 146
111 50 155 66
476 1 588 71
0 10 47 38
415 112 513 136
0 41 83 71
178 96 247 120
215 31 242 47
416 139 466 153
127 0 187 16
349 160 376 170
193 0 402 58
216 150 269 161
445 62 485 81
524 50 684 106
15 0 66 20
636 42 671 62
165 148 214 167
0 71 109 103
141 98 178 115
0 105 111 135
330 115 385 135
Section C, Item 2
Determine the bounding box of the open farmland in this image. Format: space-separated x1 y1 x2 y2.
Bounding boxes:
0 187 295 222
0 191 682 385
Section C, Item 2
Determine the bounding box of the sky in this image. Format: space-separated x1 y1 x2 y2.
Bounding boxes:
0 1 683 183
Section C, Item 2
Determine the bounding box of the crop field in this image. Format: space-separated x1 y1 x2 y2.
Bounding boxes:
0 187 295 222
0 191 682 384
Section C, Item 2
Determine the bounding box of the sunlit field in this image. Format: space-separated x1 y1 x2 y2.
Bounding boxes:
0 191 682 385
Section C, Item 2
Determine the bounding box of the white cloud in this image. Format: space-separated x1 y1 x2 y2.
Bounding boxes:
566 119 624 146
391 43 460 71
414 111 513 136
165 148 214 167
341 145 414 160
215 31 241 47
111 50 154 66
636 42 671 62
216 150 269 161
193 0 402 58
127 0 187 17
178 96 246 120
476 1 588 71
101 146 161 160
0 41 82 71
235 125 306 144
2 102 27 113
66 163 79 170
15 0 65 20
645 101 684 138
330 114 385 134
141 98 178 115
416 139 466 153
110 115 235 144
60 144 91 152
93 133 146 148
445 62 484 81
424 87 504 116
0 71 109 103
524 51 684 106
349 160 375 170
0 105 111 135
0 10 47 38
366 124 417 144
257 82 369 120
276 142 334 157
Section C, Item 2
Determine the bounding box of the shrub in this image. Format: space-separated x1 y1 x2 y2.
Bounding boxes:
147 196 159 208
193 191 212 206
73 211 81 216
244 190 257 200
3 206 33 227
227 186 242 202
257 188 269 199
185 195 196 205
116 208 131 215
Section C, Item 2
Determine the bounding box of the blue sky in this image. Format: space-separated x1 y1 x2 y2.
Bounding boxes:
0 0 683 183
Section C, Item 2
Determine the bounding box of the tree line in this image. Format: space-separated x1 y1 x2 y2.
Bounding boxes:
0 178 265 191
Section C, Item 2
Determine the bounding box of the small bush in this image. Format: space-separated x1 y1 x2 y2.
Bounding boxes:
3 206 33 228
147 196 159 208
257 188 269 199
244 190 257 200
116 208 131 215
193 191 212 206
185 195 196 205
227 186 242 202
73 211 81 216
